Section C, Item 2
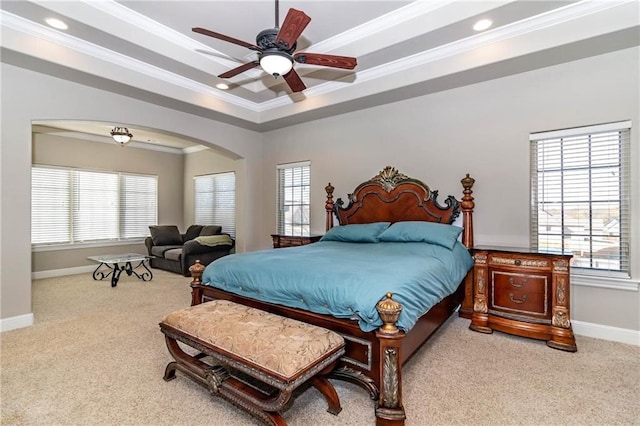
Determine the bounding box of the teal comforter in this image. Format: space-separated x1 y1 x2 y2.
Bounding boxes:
201 241 473 332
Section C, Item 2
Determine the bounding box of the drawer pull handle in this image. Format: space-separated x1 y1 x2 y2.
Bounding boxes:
514 259 522 266
509 277 527 288
509 293 527 304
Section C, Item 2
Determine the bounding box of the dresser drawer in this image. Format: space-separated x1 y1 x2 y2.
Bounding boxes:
489 270 551 318
487 253 551 270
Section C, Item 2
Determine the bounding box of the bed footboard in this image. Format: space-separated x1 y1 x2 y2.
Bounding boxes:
374 293 407 424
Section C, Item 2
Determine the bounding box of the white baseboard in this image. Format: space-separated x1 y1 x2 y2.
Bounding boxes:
0 313 34 332
31 265 95 280
572 320 640 346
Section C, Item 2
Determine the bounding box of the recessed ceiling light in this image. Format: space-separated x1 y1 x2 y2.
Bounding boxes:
216 83 229 90
45 17 68 30
473 19 492 32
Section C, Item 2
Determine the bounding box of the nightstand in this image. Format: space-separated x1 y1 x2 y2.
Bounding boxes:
469 246 577 352
270 234 322 248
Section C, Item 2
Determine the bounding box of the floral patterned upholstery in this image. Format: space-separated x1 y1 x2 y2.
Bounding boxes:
162 300 345 380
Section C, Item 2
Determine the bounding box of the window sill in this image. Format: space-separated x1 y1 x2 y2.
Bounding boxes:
571 273 639 292
32 239 146 252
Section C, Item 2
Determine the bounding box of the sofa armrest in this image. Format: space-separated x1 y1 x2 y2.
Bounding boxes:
144 236 154 256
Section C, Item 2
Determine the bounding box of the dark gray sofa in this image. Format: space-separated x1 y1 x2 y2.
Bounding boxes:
144 225 234 276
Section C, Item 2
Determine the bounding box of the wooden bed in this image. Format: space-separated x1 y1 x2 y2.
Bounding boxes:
188 166 475 425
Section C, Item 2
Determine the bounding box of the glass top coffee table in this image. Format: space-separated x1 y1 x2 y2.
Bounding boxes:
87 253 153 287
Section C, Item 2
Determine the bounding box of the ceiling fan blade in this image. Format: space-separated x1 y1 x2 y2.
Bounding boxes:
218 61 260 79
275 9 311 51
192 27 261 51
294 53 357 70
283 69 307 92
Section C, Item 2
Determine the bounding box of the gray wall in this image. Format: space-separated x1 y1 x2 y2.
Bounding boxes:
31 133 184 272
182 149 242 243
1 62 263 322
1 47 638 333
260 47 640 331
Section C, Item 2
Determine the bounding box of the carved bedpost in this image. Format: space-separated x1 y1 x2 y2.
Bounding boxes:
325 182 335 231
189 260 205 306
460 174 475 249
468 250 492 333
375 293 406 425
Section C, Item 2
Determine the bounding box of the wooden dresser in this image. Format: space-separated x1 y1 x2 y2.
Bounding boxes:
469 246 577 352
270 234 322 248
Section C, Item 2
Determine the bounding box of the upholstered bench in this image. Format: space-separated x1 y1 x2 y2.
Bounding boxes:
160 300 345 425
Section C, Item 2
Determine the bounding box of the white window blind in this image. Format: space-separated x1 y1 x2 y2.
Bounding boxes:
530 121 631 276
277 161 311 236
194 172 236 237
73 170 119 242
31 167 71 244
31 166 158 245
121 174 158 239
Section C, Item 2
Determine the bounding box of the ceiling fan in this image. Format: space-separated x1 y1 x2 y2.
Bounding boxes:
192 0 357 93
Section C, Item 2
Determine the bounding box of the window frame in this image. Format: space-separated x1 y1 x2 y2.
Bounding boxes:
31 165 158 248
530 120 631 279
276 161 311 236
193 171 236 238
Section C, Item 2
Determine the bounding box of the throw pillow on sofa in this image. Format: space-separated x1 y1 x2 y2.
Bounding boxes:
149 225 183 246
182 225 204 243
200 225 222 236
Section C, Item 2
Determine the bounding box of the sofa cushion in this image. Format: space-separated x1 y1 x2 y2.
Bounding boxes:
183 225 204 243
200 225 222 236
150 245 182 257
149 225 182 246
164 248 183 262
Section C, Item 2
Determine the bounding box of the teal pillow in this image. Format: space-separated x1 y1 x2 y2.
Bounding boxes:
320 222 390 243
378 221 462 250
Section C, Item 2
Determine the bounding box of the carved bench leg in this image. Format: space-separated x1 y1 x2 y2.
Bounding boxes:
310 376 342 415
163 361 177 381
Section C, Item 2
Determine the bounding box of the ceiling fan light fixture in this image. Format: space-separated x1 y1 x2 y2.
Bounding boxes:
111 127 133 145
260 51 293 77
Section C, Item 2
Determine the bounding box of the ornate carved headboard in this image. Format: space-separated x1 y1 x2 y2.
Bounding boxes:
325 166 475 248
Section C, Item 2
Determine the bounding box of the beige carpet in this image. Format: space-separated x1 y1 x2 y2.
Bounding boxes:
1 270 639 425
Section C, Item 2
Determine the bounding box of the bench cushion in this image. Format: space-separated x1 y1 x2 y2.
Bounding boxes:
162 300 344 381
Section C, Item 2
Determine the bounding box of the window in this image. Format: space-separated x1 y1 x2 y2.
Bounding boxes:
31 166 158 246
194 172 236 237
530 121 631 276
277 161 311 236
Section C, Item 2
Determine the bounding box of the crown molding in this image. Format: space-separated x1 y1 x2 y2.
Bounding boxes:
0 10 258 111
3 0 637 124
256 0 639 113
